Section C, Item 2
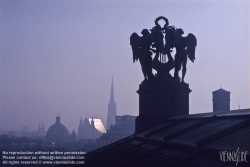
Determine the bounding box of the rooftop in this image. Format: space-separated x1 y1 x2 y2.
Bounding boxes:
84 110 250 167
212 88 231 93
88 118 106 133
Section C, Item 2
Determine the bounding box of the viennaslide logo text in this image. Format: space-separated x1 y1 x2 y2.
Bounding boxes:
219 147 248 166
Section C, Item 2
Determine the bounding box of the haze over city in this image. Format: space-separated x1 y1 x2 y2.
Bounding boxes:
0 0 249 131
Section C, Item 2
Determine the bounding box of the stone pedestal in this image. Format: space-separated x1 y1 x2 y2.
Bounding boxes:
135 79 191 133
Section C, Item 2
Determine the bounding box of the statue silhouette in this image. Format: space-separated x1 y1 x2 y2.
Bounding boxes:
130 16 197 83
130 29 153 81
172 28 197 83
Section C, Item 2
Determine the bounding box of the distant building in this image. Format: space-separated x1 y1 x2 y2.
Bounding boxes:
116 115 136 131
88 118 106 133
21 131 38 138
106 77 117 130
71 130 77 143
78 117 84 139
46 115 70 144
37 123 46 137
212 88 231 113
78 117 103 140
97 115 136 147
21 123 46 138
7 131 15 137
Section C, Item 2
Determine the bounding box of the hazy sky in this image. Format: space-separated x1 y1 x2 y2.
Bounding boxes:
0 0 249 131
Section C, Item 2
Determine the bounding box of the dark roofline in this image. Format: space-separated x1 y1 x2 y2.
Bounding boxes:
212 88 230 93
133 110 250 135
168 110 250 120
74 109 250 167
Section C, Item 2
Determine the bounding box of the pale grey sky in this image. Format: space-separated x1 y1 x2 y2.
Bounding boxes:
0 0 249 131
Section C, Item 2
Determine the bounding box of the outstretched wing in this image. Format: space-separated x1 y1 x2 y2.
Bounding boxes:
130 33 141 62
186 33 197 63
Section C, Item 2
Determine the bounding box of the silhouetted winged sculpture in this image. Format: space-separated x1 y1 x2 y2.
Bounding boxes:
130 29 154 81
172 28 197 83
130 16 197 83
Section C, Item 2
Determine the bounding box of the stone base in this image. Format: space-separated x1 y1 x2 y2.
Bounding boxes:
135 79 191 133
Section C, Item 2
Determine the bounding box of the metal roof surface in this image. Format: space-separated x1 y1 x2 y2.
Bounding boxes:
63 111 250 167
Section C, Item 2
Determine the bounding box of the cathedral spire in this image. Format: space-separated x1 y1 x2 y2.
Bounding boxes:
91 116 95 128
106 76 117 130
110 76 115 102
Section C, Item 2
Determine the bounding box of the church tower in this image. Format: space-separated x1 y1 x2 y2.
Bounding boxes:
78 117 83 139
38 123 41 132
212 88 231 113
106 77 117 130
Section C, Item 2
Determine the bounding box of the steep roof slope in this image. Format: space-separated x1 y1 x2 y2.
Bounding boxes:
83 110 250 167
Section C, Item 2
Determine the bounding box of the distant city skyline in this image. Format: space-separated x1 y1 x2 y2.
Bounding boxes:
0 0 249 131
